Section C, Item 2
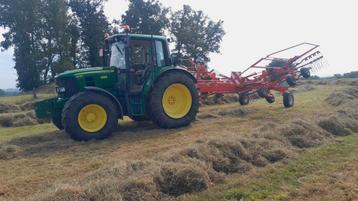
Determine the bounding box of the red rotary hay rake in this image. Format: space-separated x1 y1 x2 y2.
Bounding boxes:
186 42 324 107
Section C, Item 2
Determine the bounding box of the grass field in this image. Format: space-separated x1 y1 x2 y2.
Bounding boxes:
0 79 357 201
182 135 358 201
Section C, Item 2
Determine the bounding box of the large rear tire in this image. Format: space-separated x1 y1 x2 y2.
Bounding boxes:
62 92 118 141
149 72 199 129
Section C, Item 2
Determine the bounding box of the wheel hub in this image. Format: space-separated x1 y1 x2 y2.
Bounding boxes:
162 84 192 119
78 104 107 133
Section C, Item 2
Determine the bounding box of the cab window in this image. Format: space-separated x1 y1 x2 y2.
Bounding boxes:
155 40 165 67
130 40 152 71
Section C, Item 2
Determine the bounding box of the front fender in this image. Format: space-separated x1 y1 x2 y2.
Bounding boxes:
84 87 124 119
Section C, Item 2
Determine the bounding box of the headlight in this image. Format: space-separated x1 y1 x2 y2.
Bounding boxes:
56 87 66 93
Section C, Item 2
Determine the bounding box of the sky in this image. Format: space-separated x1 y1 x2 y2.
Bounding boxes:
1 0 357 89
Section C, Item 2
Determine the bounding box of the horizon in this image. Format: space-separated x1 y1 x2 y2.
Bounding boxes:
1 0 357 89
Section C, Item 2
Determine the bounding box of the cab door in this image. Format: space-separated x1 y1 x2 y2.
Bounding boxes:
128 39 154 93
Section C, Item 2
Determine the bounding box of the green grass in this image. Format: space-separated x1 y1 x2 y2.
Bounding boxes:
0 124 57 143
183 134 358 201
0 93 54 105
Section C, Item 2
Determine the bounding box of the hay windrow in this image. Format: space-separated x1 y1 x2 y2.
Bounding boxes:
154 163 210 196
325 86 358 106
318 116 351 136
0 103 20 114
0 144 22 160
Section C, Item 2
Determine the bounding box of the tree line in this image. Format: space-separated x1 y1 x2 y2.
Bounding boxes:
0 0 225 93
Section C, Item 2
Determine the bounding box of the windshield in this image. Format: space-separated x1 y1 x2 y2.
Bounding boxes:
110 41 126 69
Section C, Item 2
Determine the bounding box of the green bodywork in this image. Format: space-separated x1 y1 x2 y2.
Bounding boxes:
35 33 194 121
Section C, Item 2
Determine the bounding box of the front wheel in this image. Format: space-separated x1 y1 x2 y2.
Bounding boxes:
62 92 118 141
149 72 199 129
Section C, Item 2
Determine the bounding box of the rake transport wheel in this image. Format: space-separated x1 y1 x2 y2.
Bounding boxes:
300 68 311 79
286 76 297 87
239 93 250 105
149 72 199 129
265 94 275 104
52 110 64 130
283 92 294 108
257 88 268 98
62 92 118 141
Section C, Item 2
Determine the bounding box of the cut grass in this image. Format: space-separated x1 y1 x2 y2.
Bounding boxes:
182 134 358 201
0 124 56 143
0 94 54 105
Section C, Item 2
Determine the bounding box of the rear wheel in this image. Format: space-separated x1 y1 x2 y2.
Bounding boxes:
239 93 250 105
149 72 199 129
62 92 118 141
283 92 294 108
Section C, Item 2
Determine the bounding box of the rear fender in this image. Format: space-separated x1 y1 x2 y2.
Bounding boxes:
155 67 197 84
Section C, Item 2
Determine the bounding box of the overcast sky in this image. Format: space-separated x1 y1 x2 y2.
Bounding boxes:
0 0 357 89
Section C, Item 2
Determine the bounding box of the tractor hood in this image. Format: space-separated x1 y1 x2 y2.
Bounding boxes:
55 67 116 79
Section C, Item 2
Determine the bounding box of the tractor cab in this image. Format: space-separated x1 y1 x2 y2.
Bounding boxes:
103 33 171 93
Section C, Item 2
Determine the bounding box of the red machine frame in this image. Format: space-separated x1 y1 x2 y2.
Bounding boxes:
186 43 324 107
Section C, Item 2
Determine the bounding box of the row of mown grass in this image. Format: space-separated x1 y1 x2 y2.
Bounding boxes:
183 134 358 201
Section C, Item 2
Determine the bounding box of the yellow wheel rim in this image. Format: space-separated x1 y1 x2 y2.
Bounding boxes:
162 84 192 119
78 104 107 133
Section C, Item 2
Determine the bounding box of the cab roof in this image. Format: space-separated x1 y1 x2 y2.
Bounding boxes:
107 33 167 41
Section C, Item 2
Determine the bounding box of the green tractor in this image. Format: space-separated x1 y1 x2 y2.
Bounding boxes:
35 33 199 141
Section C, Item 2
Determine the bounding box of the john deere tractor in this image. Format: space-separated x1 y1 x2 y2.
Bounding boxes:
35 33 199 141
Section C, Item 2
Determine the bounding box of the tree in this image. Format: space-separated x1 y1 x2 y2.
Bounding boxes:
121 0 169 35
170 5 225 63
40 0 79 83
0 0 43 94
70 0 109 67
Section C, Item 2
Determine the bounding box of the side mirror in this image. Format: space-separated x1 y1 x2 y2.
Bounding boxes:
171 54 180 66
